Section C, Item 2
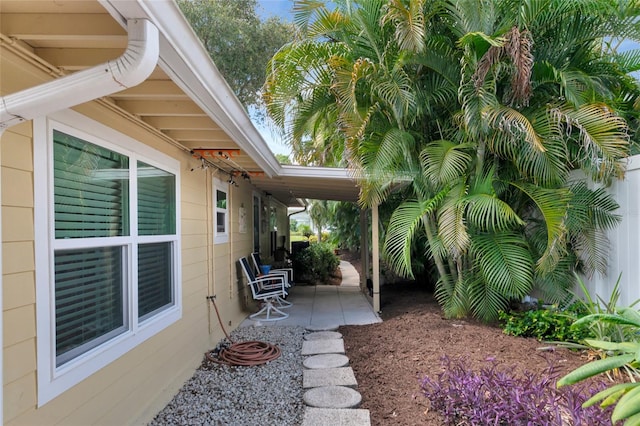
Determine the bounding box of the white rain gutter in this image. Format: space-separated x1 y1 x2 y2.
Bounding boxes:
0 18 159 424
0 18 159 130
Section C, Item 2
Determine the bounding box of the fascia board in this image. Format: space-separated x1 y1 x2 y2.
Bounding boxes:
100 0 280 177
277 164 355 180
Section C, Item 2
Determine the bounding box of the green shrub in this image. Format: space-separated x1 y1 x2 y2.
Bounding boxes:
308 231 330 243
498 304 591 342
292 242 339 284
299 224 313 239
573 273 640 343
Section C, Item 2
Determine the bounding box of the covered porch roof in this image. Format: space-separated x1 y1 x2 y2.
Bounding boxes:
253 165 361 206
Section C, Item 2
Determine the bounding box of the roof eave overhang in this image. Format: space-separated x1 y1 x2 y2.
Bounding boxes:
100 0 280 177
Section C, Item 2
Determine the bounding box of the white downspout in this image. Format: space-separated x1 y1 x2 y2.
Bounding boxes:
0 18 159 130
0 18 159 423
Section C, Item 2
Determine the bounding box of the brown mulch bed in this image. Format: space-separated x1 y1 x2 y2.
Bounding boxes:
336 251 605 426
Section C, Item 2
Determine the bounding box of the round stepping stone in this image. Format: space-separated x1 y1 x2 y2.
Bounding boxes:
306 324 339 332
303 354 350 370
303 386 362 409
304 331 343 341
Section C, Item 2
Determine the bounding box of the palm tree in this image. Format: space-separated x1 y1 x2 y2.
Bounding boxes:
264 0 640 321
309 200 332 242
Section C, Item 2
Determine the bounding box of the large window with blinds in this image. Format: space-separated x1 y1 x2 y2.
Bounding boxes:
35 112 181 405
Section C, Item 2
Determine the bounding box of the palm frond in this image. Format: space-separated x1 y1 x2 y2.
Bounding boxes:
470 231 534 320
614 48 640 74
552 103 629 181
384 191 448 277
420 140 473 187
367 128 419 177
435 275 470 319
382 0 426 53
484 105 545 152
467 272 511 322
533 256 577 304
306 5 354 39
566 181 621 276
372 67 418 127
510 182 571 273
446 0 499 38
292 0 327 33
438 183 470 259
511 109 569 186
464 193 525 232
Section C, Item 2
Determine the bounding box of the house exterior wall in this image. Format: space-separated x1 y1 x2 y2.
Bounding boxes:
2 48 270 425
581 155 640 308
274 199 290 251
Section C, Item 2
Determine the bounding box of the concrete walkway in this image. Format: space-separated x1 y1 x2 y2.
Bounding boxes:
338 260 360 287
240 262 381 328
240 261 380 425
301 328 370 425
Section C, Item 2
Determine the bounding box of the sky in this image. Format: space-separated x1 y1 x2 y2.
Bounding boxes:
254 1 294 156
257 0 295 20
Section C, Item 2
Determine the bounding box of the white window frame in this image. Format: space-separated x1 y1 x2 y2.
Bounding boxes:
214 177 229 244
34 110 182 406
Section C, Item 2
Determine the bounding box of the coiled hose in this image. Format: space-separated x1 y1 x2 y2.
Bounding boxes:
205 296 281 366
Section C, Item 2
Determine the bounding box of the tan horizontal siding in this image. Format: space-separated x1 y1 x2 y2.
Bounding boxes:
2 39 260 426
4 338 36 385
3 271 34 311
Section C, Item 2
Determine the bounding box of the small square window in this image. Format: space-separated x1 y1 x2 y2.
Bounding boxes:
214 179 229 243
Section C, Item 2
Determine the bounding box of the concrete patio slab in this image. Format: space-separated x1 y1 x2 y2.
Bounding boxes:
240 259 381 328
303 354 350 370
301 339 345 356
303 367 357 388
302 407 371 426
303 386 362 408
306 324 340 332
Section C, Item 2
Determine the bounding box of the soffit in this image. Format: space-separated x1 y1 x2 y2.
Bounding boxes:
251 166 361 206
0 0 362 206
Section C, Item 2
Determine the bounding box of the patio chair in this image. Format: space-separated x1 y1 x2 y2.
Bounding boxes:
249 252 293 308
251 252 294 287
239 257 289 321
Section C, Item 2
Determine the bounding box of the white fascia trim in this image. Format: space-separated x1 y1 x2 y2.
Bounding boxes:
0 19 158 130
101 0 280 177
278 165 356 180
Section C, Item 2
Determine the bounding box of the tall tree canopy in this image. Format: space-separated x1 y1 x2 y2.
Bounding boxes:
178 0 294 109
264 0 640 321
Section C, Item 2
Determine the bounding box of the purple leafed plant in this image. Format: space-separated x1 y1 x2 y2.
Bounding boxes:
421 356 613 425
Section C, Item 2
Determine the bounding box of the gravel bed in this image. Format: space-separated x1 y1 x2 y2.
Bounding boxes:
149 326 306 426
